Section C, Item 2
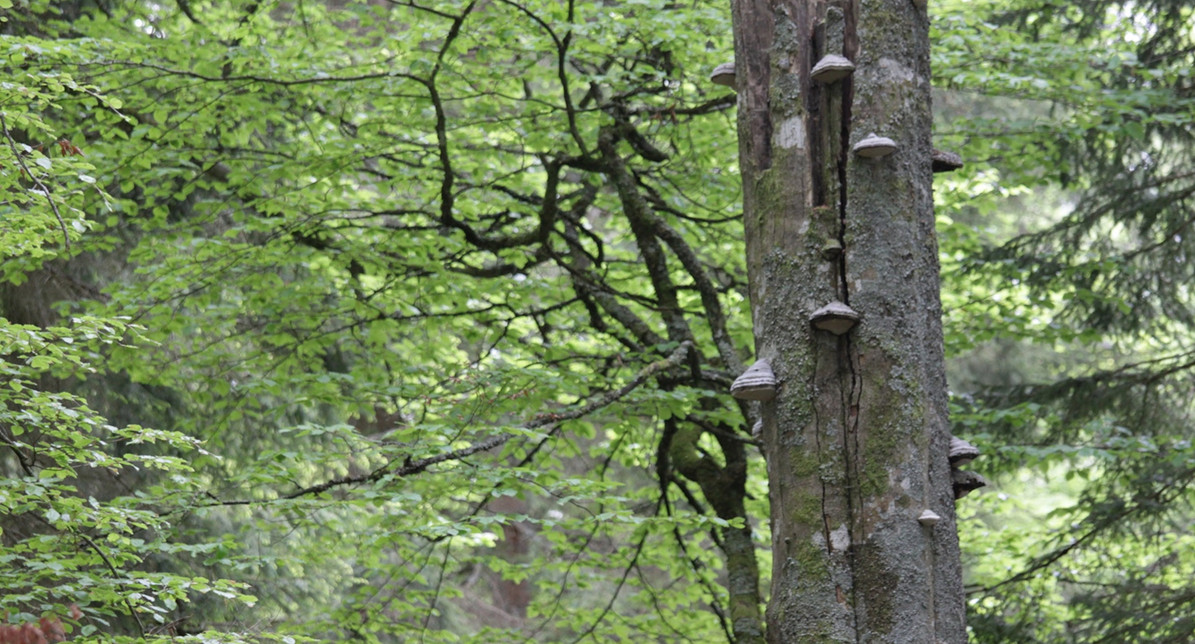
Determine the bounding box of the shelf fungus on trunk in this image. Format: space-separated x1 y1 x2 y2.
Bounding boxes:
731 359 777 401
918 509 941 527
709 61 736 89
809 301 860 335
931 148 964 173
810 54 855 84
949 436 980 466
820 239 843 260
852 133 898 159
951 469 987 500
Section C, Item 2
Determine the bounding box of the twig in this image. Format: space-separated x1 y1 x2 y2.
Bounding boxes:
1 114 71 251
73 531 146 636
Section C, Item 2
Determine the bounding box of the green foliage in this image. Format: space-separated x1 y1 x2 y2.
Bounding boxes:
7 0 1195 640
5 0 760 640
935 1 1195 641
0 33 256 639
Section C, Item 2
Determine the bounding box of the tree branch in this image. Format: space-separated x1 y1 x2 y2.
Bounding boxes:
202 341 693 505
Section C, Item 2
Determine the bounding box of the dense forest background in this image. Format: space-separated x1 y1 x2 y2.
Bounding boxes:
2 0 1194 641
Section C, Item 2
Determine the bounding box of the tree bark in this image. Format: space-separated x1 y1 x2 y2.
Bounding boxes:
729 0 967 641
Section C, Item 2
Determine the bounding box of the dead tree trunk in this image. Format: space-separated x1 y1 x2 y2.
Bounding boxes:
727 0 967 640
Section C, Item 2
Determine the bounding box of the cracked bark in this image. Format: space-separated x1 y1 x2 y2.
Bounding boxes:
730 0 967 641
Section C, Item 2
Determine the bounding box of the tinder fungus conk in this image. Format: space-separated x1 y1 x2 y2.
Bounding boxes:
810 301 860 335
852 133 898 158
811 54 855 84
709 62 736 89
931 148 964 173
731 359 777 401
918 509 941 527
949 436 980 466
952 470 987 499
821 239 843 260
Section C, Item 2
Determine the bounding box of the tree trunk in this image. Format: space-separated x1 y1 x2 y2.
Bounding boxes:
729 0 967 641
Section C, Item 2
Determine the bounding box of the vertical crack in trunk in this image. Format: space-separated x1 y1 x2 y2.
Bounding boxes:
836 4 864 637
835 155 850 305
845 330 867 643
835 333 859 634
836 0 858 307
835 86 852 306
812 354 834 554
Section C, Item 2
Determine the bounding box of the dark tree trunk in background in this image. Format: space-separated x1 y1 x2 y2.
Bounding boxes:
729 0 967 640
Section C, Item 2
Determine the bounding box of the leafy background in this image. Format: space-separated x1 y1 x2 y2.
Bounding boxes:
2 0 1194 641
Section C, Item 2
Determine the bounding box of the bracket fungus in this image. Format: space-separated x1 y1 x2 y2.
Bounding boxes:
709 62 736 89
949 436 980 466
931 148 964 173
809 301 860 335
852 133 898 159
820 239 843 260
810 54 855 84
951 469 987 499
917 509 941 527
731 359 777 401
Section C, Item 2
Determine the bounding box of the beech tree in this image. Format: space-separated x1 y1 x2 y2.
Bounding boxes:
728 0 966 640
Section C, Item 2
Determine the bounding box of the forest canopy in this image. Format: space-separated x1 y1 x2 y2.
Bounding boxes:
2 0 1194 641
